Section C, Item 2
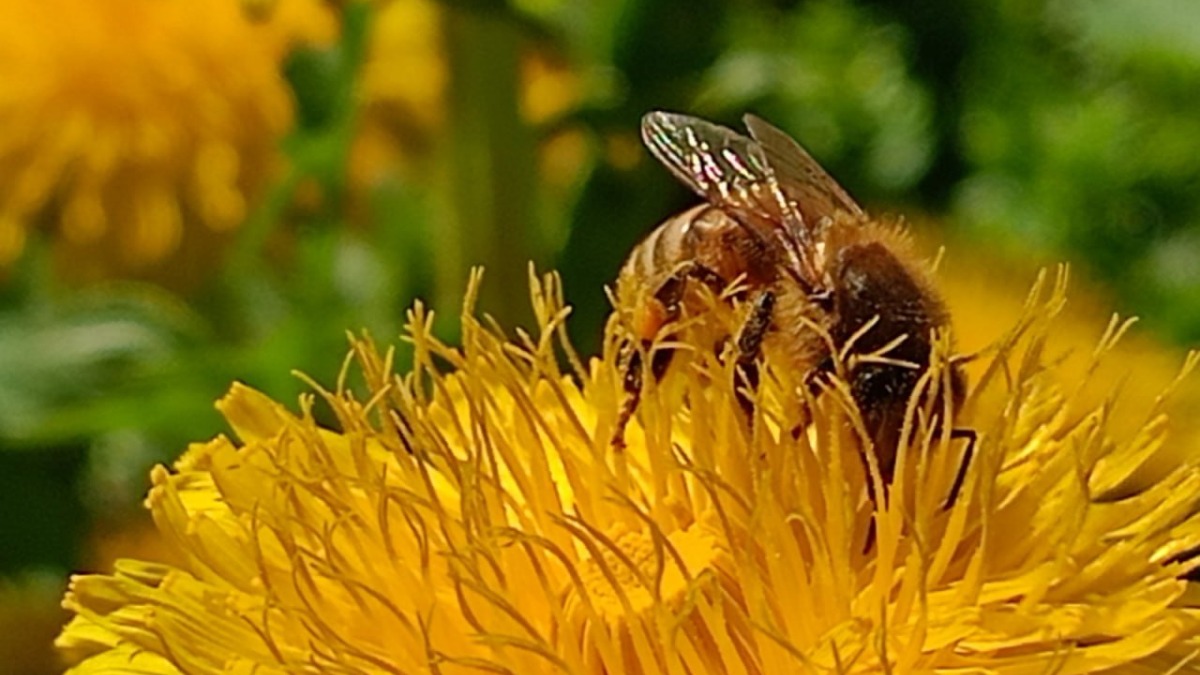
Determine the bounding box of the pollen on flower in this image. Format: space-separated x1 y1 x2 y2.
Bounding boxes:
58 267 1200 674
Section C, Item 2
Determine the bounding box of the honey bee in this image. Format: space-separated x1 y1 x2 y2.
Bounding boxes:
614 111 973 508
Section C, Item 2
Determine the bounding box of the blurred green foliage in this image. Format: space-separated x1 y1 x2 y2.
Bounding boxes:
1 0 1198 650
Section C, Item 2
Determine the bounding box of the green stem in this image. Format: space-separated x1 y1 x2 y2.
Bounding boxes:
438 6 538 329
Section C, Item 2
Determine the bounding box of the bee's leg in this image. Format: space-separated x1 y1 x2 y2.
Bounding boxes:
611 347 643 449
942 427 977 510
646 262 719 381
655 260 724 304
681 263 727 297
787 356 833 440
803 355 834 402
612 344 680 448
733 291 776 417
611 263 722 448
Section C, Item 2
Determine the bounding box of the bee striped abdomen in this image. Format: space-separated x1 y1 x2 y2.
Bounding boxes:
619 205 748 342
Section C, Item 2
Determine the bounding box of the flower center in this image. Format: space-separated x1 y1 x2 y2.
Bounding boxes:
572 520 722 620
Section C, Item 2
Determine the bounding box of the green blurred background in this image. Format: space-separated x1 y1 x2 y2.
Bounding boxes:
1 0 1198 670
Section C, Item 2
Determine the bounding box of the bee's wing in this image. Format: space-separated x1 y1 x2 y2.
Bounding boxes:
641 111 774 205
641 111 823 287
742 114 864 223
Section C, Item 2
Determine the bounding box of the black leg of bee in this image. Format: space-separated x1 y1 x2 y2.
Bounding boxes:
788 357 832 440
613 344 672 448
653 274 687 315
682 262 728 298
612 347 644 449
612 262 725 449
943 427 977 510
733 291 776 417
806 356 835 393
654 261 726 313
859 423 974 553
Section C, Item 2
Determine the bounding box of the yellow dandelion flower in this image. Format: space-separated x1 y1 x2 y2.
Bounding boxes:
521 49 580 126
350 0 447 189
350 0 586 191
0 0 336 283
58 268 1200 673
241 0 338 49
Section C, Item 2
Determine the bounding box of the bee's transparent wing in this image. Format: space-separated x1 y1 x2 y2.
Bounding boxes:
743 113 864 222
641 112 775 206
641 111 822 286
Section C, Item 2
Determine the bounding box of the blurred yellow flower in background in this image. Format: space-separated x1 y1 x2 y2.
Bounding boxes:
0 577 65 675
0 0 335 285
57 268 1200 673
350 0 584 191
939 247 1200 494
350 0 447 190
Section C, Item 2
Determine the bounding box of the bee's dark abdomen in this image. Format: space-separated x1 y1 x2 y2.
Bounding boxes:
831 242 944 363
831 241 949 473
852 363 921 472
